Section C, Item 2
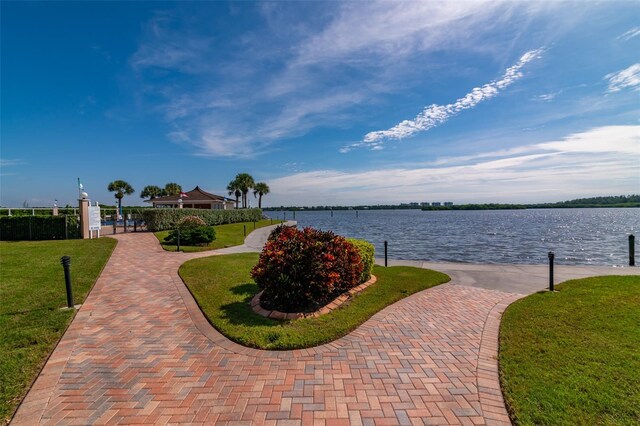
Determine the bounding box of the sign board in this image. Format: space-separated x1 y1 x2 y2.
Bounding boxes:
88 205 101 231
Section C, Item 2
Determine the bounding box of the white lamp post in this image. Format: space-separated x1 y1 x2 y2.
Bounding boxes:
178 197 183 209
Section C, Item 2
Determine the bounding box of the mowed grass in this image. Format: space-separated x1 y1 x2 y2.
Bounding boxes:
155 219 281 252
500 275 640 425
179 253 450 349
0 238 116 424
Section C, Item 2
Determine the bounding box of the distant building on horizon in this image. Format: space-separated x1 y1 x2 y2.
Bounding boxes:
444 202 454 206
431 202 441 207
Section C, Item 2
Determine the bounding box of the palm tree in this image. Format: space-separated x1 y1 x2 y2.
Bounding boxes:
253 182 270 209
164 182 182 196
140 185 163 200
234 173 255 208
107 180 135 215
227 179 241 209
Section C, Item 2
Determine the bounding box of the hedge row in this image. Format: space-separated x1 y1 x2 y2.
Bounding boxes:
141 208 263 231
347 238 375 283
0 216 80 241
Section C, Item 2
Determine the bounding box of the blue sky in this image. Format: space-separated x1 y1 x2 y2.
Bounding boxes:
1 1 638 207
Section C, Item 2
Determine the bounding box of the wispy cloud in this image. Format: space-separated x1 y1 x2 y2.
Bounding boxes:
272 126 639 205
605 64 640 93
341 48 544 153
130 2 561 158
534 91 561 101
0 159 24 167
617 27 640 41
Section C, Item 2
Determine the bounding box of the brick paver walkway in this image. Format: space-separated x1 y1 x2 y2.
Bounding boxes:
13 233 520 425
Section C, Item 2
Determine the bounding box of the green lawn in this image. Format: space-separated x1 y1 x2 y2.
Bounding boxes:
154 219 282 252
0 238 117 424
500 275 640 425
179 253 449 349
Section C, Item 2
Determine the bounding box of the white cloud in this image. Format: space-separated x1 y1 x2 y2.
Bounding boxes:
0 159 23 167
342 48 544 152
605 64 640 93
268 126 640 205
534 91 561 101
617 27 640 41
130 2 563 158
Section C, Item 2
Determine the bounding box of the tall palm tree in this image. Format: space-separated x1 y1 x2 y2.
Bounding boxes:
164 182 182 196
227 179 241 209
107 180 135 215
234 173 255 208
140 185 163 200
253 182 270 209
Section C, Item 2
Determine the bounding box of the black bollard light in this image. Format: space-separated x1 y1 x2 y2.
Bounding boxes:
60 256 74 308
270 218 273 225
253 221 256 230
629 234 635 267
384 240 388 267
548 251 555 291
244 224 247 237
176 228 181 252
113 214 116 234
134 219 137 232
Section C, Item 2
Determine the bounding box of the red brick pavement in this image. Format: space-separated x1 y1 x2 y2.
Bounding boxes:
12 233 520 425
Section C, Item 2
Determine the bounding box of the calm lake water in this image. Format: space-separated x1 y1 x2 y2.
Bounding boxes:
264 208 639 266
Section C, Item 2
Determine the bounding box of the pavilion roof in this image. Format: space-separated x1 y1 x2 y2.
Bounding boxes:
146 186 233 203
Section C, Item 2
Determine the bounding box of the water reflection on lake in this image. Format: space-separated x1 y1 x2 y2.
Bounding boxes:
264 208 639 266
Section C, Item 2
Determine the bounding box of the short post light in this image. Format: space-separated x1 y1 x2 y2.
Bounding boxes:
60 256 74 308
384 240 388 267
629 234 635 267
548 251 555 292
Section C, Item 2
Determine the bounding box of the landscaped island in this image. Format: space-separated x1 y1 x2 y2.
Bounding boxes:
179 254 449 349
179 226 450 349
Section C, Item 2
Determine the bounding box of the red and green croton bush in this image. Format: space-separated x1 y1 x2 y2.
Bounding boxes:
251 226 365 312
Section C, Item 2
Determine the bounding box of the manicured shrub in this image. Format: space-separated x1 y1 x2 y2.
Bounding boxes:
0 215 80 241
266 224 288 242
164 226 216 246
177 215 206 229
251 227 364 312
142 208 262 231
347 238 375 283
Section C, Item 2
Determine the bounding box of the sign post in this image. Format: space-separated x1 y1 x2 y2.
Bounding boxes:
88 203 101 238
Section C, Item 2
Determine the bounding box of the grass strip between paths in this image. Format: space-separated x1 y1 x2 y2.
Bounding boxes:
179 252 450 350
500 275 640 425
155 219 282 252
0 238 117 424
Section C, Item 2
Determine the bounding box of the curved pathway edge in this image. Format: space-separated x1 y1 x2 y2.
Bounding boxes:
13 227 525 425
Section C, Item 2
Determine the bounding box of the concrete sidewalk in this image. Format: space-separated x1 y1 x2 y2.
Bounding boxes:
376 258 638 294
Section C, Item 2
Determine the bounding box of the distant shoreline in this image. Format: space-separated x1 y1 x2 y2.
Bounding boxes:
264 195 640 211
264 204 639 211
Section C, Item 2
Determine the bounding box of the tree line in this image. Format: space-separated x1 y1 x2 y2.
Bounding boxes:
106 174 270 212
226 173 270 209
